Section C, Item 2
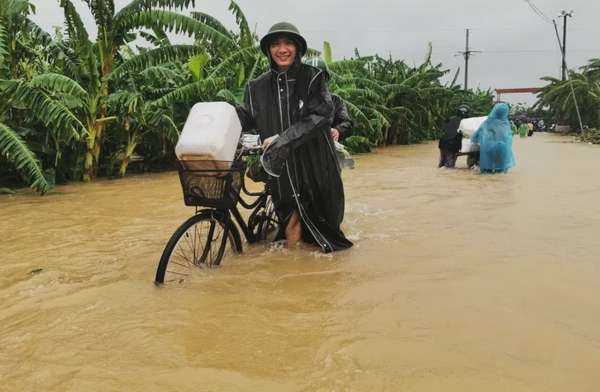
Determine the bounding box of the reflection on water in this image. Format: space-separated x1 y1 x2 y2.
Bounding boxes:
2 134 600 391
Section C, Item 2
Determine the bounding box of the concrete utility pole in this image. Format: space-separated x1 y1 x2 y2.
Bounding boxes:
559 10 573 81
464 29 470 90
458 29 480 90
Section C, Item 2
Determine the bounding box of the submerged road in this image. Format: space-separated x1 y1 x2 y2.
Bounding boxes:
2 133 600 391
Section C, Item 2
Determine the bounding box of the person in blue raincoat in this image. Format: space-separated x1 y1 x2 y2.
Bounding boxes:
471 103 515 173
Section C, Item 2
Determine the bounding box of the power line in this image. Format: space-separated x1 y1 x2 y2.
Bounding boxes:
523 0 553 24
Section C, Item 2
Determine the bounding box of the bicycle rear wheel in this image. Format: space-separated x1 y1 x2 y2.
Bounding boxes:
155 210 241 284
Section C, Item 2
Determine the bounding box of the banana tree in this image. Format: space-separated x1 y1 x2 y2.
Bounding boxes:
535 58 600 130
1 0 87 192
108 63 183 176
0 0 44 191
1 75 88 193
326 45 494 146
58 0 233 181
194 0 267 103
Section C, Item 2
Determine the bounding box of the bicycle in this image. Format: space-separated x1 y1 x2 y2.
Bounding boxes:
154 136 278 285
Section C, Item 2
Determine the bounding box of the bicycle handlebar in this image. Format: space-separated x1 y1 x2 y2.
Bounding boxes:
240 146 263 156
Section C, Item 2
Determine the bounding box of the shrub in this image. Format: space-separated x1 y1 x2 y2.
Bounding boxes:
343 136 372 153
580 128 600 144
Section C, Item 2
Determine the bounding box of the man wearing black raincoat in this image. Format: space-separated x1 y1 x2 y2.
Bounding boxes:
236 22 352 252
438 116 462 168
331 94 353 141
303 57 353 142
438 105 470 168
303 56 354 170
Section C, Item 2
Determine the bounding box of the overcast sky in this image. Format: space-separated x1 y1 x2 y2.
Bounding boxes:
30 0 600 105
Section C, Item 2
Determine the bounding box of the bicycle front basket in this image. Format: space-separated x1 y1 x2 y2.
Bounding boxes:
177 160 244 208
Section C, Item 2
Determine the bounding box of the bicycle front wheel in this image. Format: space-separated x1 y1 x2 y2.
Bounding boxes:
155 210 240 284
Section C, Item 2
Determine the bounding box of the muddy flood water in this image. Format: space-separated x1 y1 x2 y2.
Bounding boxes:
2 133 600 391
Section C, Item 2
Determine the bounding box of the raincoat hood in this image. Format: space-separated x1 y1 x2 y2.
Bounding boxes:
488 103 509 120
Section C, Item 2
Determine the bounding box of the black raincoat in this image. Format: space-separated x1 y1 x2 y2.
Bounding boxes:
438 116 463 152
236 61 353 252
332 94 353 140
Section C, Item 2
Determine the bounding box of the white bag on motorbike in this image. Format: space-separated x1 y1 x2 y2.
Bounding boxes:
459 116 487 134
175 102 242 170
461 138 480 153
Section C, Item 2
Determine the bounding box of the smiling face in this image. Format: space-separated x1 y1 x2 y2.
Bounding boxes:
269 36 297 71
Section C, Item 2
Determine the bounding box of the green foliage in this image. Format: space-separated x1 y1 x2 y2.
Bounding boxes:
323 41 332 64
227 0 252 48
139 64 180 82
187 52 209 81
29 73 88 101
207 46 262 79
581 128 600 144
151 78 226 107
114 10 233 47
0 187 16 194
0 0 224 190
535 58 600 130
0 122 49 193
112 45 204 79
0 21 8 73
8 80 86 141
343 135 372 154
328 48 494 146
0 0 500 194
190 11 231 38
107 67 181 177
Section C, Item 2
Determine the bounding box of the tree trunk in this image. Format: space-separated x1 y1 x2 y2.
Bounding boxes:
118 156 130 178
91 82 110 178
119 121 138 178
82 125 96 182
84 48 114 181
82 97 100 181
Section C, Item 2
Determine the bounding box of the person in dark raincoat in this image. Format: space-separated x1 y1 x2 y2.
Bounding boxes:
329 93 356 170
471 103 515 173
303 57 353 142
438 105 470 168
303 57 354 169
236 22 353 252
331 94 353 141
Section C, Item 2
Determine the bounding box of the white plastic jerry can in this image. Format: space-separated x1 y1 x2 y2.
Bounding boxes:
175 102 242 170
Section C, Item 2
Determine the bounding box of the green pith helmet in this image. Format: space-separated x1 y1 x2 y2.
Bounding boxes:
260 22 307 57
303 57 330 80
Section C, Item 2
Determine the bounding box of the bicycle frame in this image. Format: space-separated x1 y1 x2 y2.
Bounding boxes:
231 174 270 243
192 170 274 252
